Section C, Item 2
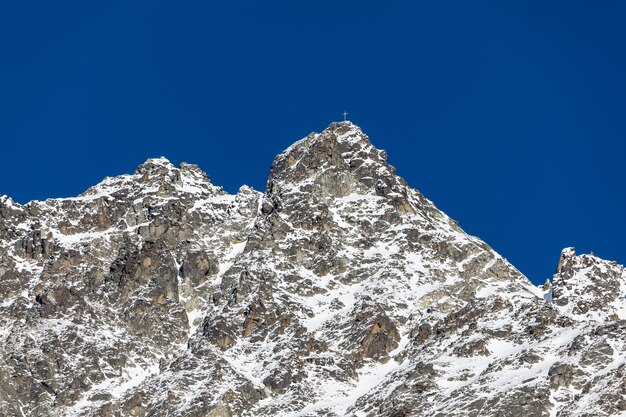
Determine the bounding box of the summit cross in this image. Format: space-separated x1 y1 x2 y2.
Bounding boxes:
342 111 348 121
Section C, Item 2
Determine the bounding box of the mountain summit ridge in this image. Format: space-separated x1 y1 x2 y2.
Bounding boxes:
0 123 624 416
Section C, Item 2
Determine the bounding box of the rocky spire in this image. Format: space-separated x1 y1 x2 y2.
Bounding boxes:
267 121 397 197
551 247 626 320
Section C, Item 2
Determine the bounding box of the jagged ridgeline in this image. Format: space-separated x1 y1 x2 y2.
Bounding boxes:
1 122 625 416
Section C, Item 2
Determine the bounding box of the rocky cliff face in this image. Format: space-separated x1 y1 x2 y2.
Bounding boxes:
0 122 624 417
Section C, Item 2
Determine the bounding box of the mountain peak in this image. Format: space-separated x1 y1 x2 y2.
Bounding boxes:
552 246 626 320
275 121 370 162
267 122 396 199
326 119 363 134
134 156 175 176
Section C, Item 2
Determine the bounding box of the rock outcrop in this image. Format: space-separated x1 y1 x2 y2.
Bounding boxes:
0 122 624 416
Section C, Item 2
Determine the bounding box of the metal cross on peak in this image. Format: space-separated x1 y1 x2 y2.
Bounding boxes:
342 111 349 121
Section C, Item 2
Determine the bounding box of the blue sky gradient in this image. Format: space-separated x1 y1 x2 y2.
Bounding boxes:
1 1 624 284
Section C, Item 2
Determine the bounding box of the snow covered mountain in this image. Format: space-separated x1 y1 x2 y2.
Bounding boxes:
1 122 625 416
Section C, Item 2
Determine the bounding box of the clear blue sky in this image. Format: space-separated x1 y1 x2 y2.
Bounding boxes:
1 1 624 284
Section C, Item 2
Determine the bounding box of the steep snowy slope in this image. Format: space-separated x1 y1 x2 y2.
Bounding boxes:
0 122 624 417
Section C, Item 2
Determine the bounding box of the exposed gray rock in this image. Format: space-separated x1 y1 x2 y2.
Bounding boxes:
0 123 625 416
